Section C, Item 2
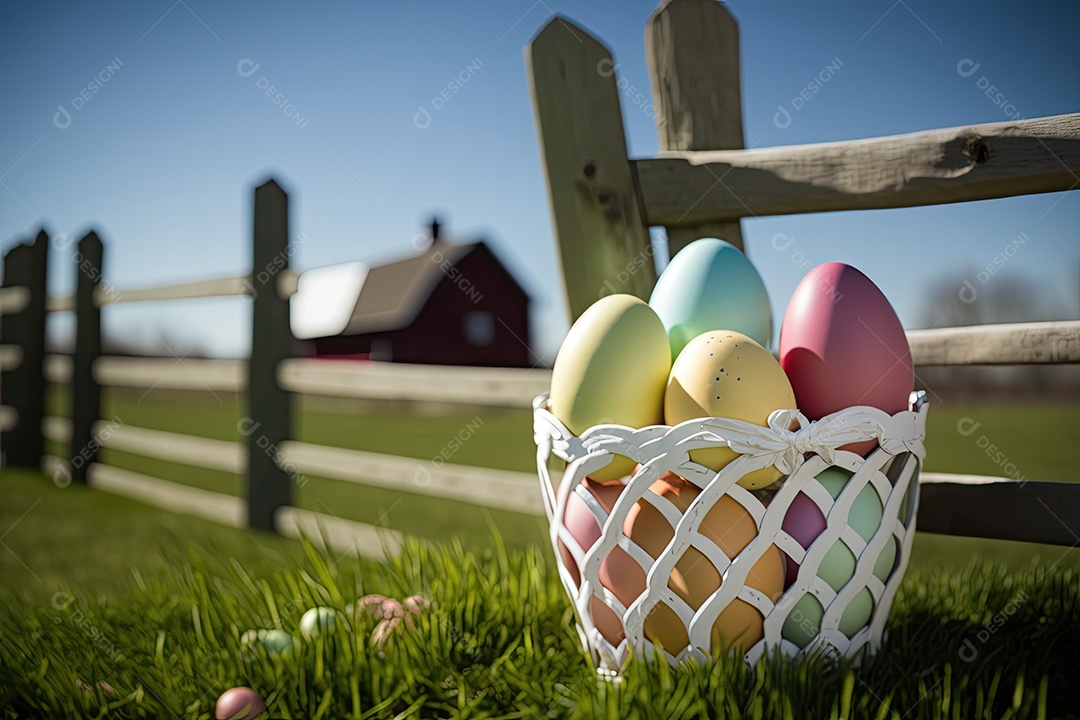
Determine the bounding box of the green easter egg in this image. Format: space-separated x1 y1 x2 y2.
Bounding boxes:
782 468 898 646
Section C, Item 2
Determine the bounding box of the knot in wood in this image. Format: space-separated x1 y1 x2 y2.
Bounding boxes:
964 138 989 164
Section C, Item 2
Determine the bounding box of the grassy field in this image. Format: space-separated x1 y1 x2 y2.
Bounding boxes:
2 468 1079 718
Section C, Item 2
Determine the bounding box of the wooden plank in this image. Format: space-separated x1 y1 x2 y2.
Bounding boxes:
909 320 1079 366
0 286 30 314
0 406 16 433
36 353 242 393
47 270 301 312
917 479 1080 547
247 179 295 531
0 345 22 372
279 358 551 408
87 463 246 528
526 16 656 321
43 354 71 384
279 440 543 516
46 295 74 313
94 356 244 391
636 113 1080 225
102 423 244 473
42 415 71 444
646 0 745 254
43 455 398 559
919 472 1008 486
69 232 103 485
275 506 403 560
0 232 48 468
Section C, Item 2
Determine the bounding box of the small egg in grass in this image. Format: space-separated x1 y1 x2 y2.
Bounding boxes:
215 687 266 720
300 606 342 639
241 628 295 656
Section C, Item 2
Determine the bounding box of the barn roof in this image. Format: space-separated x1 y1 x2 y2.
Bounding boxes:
341 241 479 335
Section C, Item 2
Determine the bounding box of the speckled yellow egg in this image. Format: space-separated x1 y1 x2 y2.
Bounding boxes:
550 295 671 480
665 331 796 489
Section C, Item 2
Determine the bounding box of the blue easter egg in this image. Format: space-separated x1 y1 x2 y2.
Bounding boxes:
649 238 773 358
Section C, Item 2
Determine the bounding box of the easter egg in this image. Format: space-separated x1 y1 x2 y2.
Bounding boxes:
215 687 266 720
624 474 785 653
780 468 898 648
558 477 638 645
665 331 797 489
550 294 671 480
780 491 826 585
299 607 340 639
242 629 294 656
778 263 913 456
649 238 773 358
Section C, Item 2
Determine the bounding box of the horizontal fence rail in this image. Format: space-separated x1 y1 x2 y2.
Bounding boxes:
279 358 552 407
279 441 542 516
907 320 1080 366
0 286 30 314
0 406 16 432
918 472 1080 546
39 414 541 516
0 345 22 371
45 271 300 313
635 113 1080 226
45 355 245 392
100 424 244 474
39 453 400 559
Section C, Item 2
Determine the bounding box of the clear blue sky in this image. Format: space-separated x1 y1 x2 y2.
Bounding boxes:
2 0 1077 360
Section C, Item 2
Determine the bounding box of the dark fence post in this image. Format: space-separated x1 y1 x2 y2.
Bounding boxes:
0 231 48 469
69 232 103 485
246 179 293 531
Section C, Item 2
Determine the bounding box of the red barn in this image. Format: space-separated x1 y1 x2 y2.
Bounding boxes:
294 225 531 367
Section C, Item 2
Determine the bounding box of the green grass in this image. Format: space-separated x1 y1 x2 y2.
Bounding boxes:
2 468 1079 718
921 404 1079 483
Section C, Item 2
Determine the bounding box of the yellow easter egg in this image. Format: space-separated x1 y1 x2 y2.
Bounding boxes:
550 295 671 480
665 331 796 489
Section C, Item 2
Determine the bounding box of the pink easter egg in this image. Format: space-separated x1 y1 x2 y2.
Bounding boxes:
558 477 637 645
215 687 266 720
781 492 826 585
559 478 630 587
778 263 913 456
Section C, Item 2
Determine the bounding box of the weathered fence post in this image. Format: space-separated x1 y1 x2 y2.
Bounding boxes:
0 231 48 469
69 232 103 485
527 17 656 322
646 0 746 255
247 179 294 531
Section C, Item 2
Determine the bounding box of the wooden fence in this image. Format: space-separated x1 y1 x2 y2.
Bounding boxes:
0 180 548 559
526 1 1079 545
1 0 1078 553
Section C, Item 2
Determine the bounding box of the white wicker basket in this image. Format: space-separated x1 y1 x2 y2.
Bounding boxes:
533 391 928 671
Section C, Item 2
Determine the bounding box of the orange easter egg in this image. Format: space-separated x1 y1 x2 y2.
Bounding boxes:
624 474 784 654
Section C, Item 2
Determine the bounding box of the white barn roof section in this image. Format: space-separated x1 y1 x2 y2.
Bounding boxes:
290 262 368 340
